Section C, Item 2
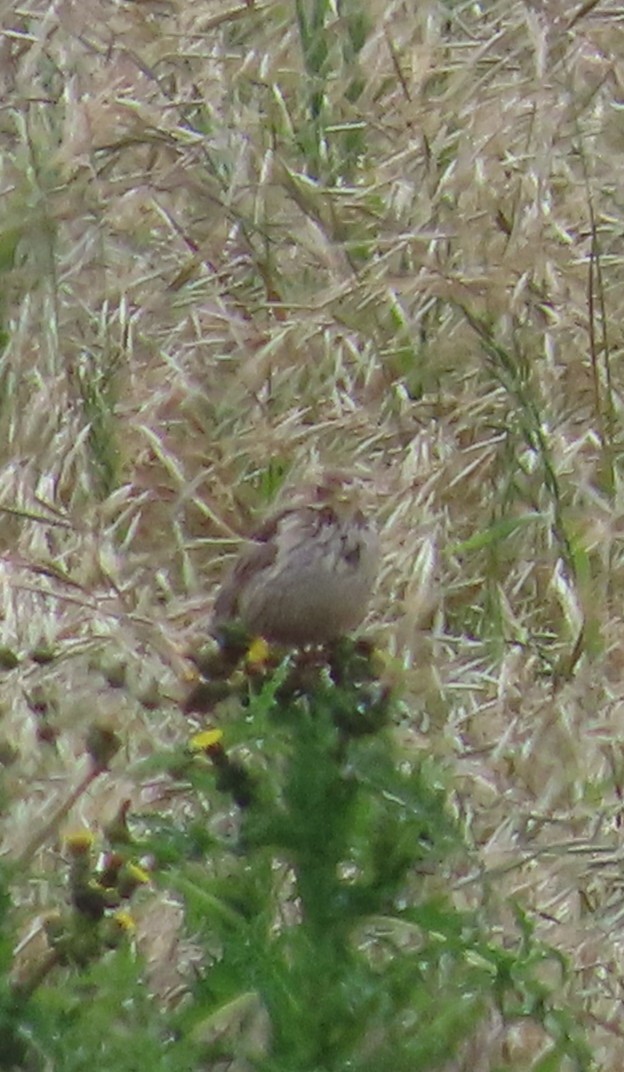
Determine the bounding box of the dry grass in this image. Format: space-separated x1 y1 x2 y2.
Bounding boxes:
3 0 624 1063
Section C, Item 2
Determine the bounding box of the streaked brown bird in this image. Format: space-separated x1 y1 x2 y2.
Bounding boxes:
213 470 379 645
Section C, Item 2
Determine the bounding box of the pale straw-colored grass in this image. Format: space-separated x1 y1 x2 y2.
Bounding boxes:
3 0 624 1062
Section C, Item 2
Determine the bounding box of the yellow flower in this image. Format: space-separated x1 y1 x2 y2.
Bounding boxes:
103 911 136 948
190 728 224 752
112 911 135 933
246 636 270 668
124 862 150 886
115 861 151 900
64 831 96 856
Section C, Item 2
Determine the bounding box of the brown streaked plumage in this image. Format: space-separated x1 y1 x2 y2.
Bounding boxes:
213 471 379 645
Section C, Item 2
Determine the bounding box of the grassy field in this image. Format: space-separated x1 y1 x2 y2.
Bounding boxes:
2 0 624 1066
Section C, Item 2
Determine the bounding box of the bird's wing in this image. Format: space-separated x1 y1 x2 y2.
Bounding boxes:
212 536 278 623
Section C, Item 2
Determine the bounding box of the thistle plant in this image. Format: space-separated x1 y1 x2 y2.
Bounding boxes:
0 640 592 1071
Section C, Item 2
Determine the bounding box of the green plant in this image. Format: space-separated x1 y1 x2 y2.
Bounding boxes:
143 641 592 1071
0 641 593 1070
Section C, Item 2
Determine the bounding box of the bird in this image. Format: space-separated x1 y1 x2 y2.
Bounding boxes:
212 469 379 646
